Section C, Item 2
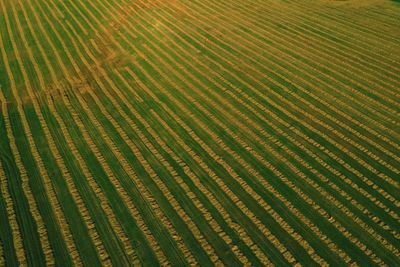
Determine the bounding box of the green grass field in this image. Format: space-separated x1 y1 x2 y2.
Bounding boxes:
0 0 399 266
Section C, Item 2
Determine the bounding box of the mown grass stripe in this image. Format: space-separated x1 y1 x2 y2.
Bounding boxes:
31 0 195 264
217 0 400 84
1 0 398 266
0 145 24 265
142 0 398 207
113 1 400 238
287 0 400 48
117 0 398 229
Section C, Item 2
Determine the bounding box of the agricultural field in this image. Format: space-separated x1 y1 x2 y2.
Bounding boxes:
0 0 399 265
